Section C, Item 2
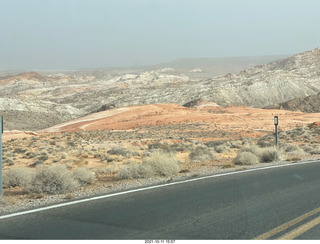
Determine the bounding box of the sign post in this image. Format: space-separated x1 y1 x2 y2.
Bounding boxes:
0 116 2 196
274 116 279 149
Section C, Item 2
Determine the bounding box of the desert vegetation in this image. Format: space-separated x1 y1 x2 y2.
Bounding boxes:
1 124 320 208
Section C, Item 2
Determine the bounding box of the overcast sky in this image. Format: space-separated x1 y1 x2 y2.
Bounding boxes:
1 0 320 70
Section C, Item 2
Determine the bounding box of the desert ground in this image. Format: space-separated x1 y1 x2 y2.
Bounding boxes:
1 103 320 213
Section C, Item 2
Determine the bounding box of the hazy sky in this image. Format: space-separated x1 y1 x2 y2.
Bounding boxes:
1 0 320 70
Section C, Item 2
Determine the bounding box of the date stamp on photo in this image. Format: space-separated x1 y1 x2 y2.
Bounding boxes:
145 240 175 244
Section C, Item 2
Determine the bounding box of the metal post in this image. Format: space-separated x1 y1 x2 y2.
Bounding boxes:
275 124 278 148
0 116 2 196
274 116 279 149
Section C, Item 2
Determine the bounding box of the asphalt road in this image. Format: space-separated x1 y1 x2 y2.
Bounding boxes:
1 161 320 239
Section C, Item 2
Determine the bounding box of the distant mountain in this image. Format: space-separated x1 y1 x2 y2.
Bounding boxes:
144 55 290 78
0 48 319 131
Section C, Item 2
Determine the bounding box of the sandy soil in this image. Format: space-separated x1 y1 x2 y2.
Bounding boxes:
2 103 320 214
38 103 320 137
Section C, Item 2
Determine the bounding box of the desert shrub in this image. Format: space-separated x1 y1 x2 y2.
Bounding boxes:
309 145 320 155
3 167 34 188
107 147 132 157
215 144 231 153
260 147 283 163
60 152 68 159
303 144 315 153
205 140 230 148
73 168 95 185
118 162 153 179
233 151 259 165
230 140 243 149
51 157 61 163
67 141 76 147
278 131 287 139
37 153 49 161
239 145 263 157
257 134 277 148
257 140 275 148
148 142 169 150
288 127 307 138
222 163 236 169
26 151 38 159
26 165 79 194
166 143 190 152
3 158 14 166
0 197 7 207
282 143 305 156
285 148 306 156
31 159 46 167
282 143 300 152
142 151 180 177
311 127 320 135
13 147 27 154
79 152 89 159
119 151 179 179
189 146 217 163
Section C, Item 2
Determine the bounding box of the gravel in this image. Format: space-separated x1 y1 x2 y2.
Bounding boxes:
1 155 320 216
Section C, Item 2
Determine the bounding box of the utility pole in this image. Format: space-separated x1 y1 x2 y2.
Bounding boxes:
274 116 279 149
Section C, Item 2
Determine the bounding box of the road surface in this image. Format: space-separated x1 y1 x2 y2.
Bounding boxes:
1 161 320 239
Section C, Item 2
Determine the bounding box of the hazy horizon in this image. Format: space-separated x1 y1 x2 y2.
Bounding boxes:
1 0 320 71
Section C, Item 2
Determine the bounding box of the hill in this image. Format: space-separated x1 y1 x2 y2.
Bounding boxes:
203 47 320 107
265 92 320 113
0 48 319 131
147 55 289 78
39 103 320 140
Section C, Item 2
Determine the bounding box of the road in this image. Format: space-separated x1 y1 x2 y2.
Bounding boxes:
1 161 320 239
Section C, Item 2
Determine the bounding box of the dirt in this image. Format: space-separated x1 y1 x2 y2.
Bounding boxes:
2 103 320 214
38 103 320 139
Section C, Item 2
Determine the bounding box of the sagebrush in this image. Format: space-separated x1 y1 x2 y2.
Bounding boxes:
26 165 79 194
119 151 179 179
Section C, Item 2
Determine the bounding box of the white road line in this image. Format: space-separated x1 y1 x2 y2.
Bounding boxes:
0 159 319 220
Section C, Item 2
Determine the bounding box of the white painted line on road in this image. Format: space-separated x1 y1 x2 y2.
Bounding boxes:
0 159 319 220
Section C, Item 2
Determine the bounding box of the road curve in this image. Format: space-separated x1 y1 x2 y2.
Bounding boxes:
1 161 320 239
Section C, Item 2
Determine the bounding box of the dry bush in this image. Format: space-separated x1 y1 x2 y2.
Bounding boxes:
0 197 7 207
260 147 283 163
205 140 230 148
309 145 320 155
189 146 217 163
282 143 300 152
282 143 306 156
215 144 231 153
222 163 236 169
230 140 243 149
303 144 315 154
26 165 79 194
118 162 153 179
142 151 180 177
73 168 95 185
13 147 27 154
119 151 179 179
239 145 263 157
107 147 132 157
3 167 34 188
148 142 169 150
233 151 259 165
